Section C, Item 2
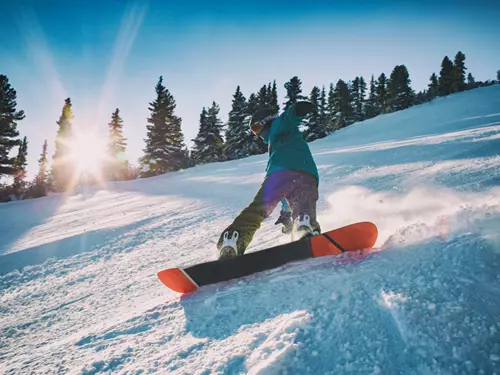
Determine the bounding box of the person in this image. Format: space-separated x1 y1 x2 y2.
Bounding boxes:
216 101 321 259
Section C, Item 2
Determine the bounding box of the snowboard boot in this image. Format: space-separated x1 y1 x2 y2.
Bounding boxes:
275 210 293 234
217 229 241 260
292 213 320 241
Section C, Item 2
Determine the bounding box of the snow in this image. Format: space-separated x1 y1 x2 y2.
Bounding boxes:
2 86 500 374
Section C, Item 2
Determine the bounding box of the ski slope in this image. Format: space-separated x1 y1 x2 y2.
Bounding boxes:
2 85 500 374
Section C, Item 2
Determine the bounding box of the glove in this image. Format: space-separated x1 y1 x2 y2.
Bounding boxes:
275 210 293 234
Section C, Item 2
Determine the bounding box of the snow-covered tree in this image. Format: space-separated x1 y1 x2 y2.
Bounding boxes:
0 74 24 178
141 76 190 176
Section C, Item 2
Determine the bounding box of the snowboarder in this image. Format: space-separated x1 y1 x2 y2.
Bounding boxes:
217 101 321 259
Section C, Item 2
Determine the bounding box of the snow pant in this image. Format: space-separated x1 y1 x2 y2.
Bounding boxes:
217 170 320 255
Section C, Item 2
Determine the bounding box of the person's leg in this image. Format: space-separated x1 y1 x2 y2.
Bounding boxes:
217 170 295 258
285 172 321 237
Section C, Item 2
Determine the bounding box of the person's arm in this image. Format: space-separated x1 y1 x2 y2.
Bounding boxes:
273 101 315 136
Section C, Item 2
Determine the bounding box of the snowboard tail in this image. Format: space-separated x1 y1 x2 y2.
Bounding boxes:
157 221 378 294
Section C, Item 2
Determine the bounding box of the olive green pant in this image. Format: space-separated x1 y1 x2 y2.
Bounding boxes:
218 170 320 254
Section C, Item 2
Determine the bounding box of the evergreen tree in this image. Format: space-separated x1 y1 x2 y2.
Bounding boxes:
349 78 360 122
245 93 267 154
375 73 388 113
283 76 306 110
497 70 500 84
225 86 250 160
326 83 337 132
364 75 378 119
413 90 429 106
438 56 454 96
270 80 279 114
13 136 28 197
257 84 269 108
142 76 189 176
52 98 74 191
387 65 414 111
33 139 48 197
451 51 467 93
0 75 24 178
319 86 327 132
350 77 367 121
427 73 439 100
466 72 476 90
192 102 225 164
107 108 128 180
304 86 326 141
332 79 353 129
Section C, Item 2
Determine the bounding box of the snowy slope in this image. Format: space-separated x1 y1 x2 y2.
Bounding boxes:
2 85 500 374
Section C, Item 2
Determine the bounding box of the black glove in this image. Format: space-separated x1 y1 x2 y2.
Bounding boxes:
275 210 293 234
294 101 315 117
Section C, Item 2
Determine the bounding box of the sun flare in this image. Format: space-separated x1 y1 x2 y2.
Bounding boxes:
69 131 107 176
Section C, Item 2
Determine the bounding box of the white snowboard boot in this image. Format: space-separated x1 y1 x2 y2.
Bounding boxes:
292 213 320 241
218 229 240 260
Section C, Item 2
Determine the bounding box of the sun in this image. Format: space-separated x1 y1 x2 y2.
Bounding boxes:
69 131 107 176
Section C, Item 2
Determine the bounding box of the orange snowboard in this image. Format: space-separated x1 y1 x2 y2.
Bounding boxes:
158 221 378 294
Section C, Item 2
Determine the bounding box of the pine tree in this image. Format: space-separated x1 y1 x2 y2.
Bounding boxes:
319 86 327 132
427 73 439 100
192 102 225 164
257 84 269 108
13 136 28 197
107 108 128 180
304 86 326 141
387 65 414 111
466 72 476 90
413 90 429 106
364 75 378 119
438 56 454 96
326 83 336 132
332 79 353 129
375 73 388 113
245 93 267 155
33 139 48 197
52 98 74 191
451 51 467 93
225 86 250 160
142 76 189 176
283 76 305 110
270 80 279 114
497 70 500 84
0 75 24 178
349 78 358 122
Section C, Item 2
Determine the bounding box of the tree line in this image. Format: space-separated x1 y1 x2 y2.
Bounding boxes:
1 51 499 201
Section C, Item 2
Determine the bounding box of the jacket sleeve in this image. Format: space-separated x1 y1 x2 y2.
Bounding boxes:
272 101 314 137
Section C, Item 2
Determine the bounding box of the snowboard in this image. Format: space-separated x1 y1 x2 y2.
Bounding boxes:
157 221 378 294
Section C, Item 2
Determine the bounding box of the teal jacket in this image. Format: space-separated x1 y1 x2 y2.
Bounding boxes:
262 103 319 183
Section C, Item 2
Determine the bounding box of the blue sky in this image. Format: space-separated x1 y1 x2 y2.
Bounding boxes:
1 0 499 178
